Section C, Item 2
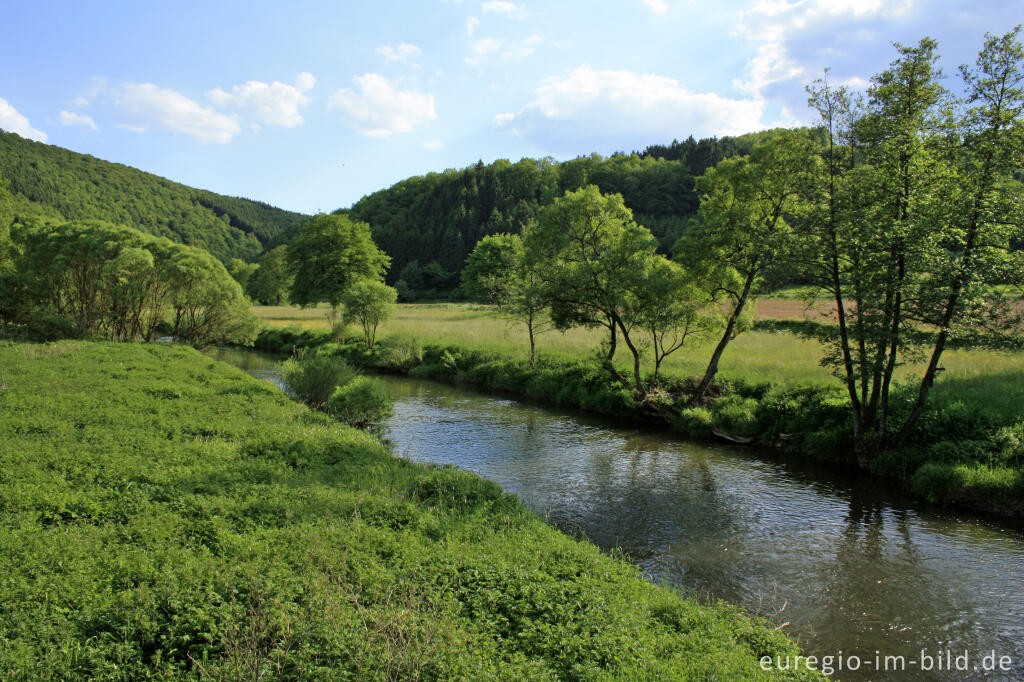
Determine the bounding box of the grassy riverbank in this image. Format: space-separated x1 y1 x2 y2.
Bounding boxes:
251 303 1024 516
254 303 1024 419
0 340 819 680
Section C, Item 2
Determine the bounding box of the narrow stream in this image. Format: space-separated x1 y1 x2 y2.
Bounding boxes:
207 348 1024 681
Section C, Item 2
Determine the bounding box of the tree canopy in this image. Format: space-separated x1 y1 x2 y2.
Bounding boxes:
287 213 390 310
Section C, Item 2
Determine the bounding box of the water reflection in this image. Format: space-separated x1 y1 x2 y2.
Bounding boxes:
208 347 1024 681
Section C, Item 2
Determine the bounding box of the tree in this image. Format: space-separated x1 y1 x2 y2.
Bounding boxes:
342 280 397 349
164 243 260 348
247 245 290 305
632 257 713 384
676 130 817 405
10 219 257 346
287 213 390 311
463 232 551 368
893 28 1024 447
226 258 257 293
798 31 1024 464
527 185 658 393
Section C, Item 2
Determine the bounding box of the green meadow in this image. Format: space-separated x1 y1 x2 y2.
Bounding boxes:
254 302 1024 423
0 340 819 680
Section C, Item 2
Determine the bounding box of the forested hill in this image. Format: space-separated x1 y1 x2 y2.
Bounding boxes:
345 128 792 296
0 131 308 262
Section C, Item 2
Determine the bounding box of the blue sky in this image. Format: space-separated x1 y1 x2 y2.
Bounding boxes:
1 0 1019 213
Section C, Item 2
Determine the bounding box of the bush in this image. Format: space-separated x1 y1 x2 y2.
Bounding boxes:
380 331 423 370
327 376 394 429
711 395 760 439
24 308 78 342
279 348 357 410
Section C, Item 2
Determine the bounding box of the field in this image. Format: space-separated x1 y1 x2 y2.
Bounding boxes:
0 340 819 680
254 302 1024 422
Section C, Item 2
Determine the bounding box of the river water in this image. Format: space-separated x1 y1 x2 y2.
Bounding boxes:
207 347 1024 681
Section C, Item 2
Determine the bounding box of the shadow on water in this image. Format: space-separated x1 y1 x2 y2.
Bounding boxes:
208 347 1024 681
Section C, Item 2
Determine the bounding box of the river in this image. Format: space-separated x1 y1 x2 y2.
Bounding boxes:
207 347 1024 681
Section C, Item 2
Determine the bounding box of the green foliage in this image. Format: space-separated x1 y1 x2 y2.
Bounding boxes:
463 232 551 366
711 396 761 439
346 135 792 299
380 330 423 369
797 30 1024 460
0 340 818 680
7 219 257 346
246 245 290 305
287 213 390 309
327 376 395 429
341 279 397 349
529 185 661 391
278 347 358 410
462 232 524 304
226 257 257 292
676 129 818 403
0 131 306 261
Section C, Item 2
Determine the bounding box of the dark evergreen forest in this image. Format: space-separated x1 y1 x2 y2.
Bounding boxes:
341 128 792 297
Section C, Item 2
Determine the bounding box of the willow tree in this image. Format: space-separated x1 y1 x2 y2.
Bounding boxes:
632 256 713 384
287 213 390 314
676 130 818 405
527 185 658 393
462 232 550 368
798 30 1024 464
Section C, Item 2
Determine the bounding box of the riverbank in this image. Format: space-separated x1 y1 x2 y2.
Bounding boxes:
252 327 1024 518
0 340 819 680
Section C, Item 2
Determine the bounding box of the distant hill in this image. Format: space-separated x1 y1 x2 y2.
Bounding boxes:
0 131 308 262
341 128 792 297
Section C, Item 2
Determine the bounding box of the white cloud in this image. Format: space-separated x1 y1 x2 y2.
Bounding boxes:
328 74 436 137
466 16 480 36
0 98 47 142
376 43 422 63
504 33 542 59
59 110 98 131
498 66 764 154
472 37 503 56
642 0 668 14
116 82 241 144
208 72 314 127
733 0 916 113
482 1 520 14
423 138 443 150
71 96 90 108
466 33 541 63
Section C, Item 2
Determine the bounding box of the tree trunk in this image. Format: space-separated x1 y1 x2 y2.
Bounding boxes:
690 268 757 405
527 311 536 369
613 314 644 395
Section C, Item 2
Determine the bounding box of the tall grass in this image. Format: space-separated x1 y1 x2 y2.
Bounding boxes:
0 340 821 680
255 302 1024 419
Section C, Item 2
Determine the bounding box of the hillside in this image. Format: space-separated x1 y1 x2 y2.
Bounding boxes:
0 131 308 262
342 128 794 298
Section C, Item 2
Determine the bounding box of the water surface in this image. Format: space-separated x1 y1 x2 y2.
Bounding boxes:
208 347 1024 681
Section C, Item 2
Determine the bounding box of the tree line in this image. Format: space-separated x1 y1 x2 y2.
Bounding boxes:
463 29 1024 464
341 130 785 300
0 220 258 347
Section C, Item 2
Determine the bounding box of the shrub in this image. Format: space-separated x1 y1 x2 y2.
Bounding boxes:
25 308 78 342
711 395 760 439
279 348 357 410
381 331 423 370
327 376 394 429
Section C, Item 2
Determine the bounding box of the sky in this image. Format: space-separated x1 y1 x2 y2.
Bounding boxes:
0 0 1020 213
